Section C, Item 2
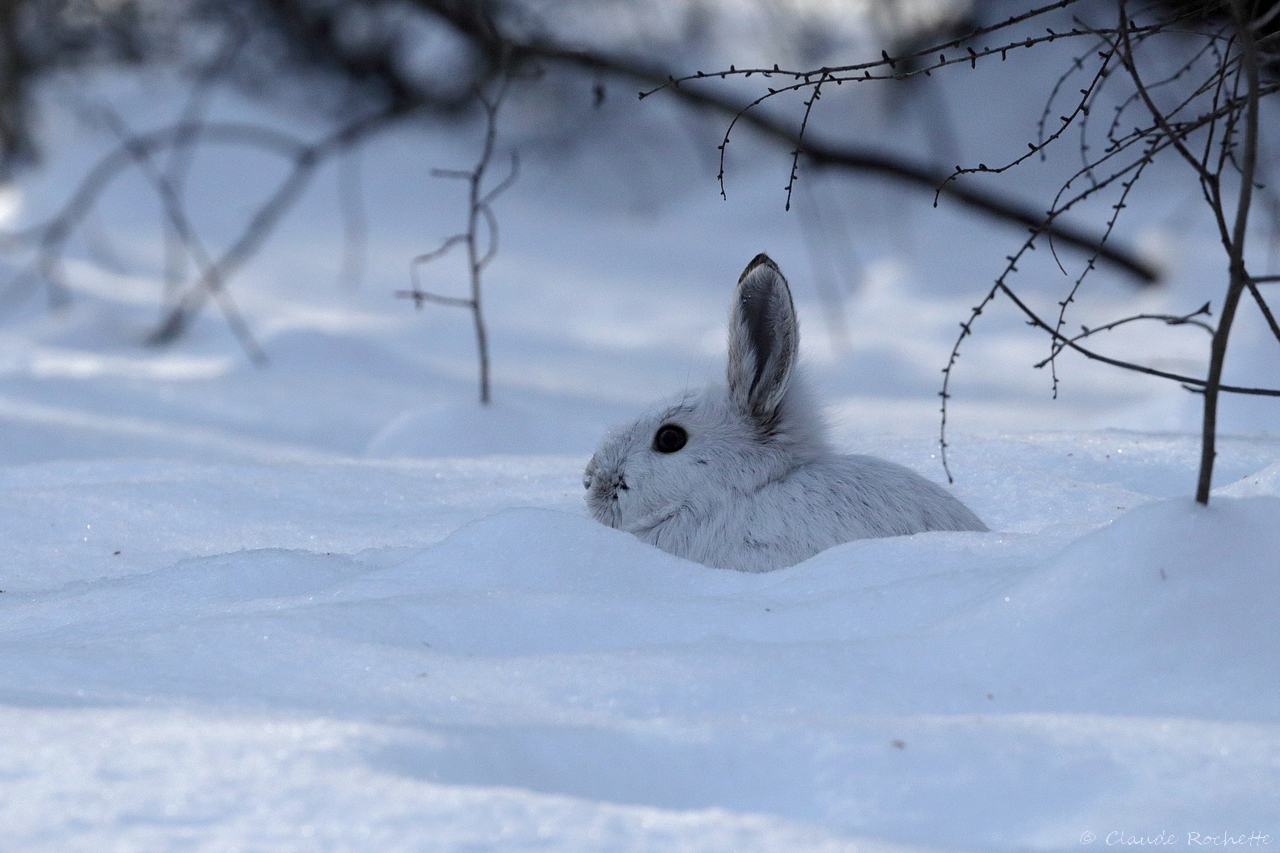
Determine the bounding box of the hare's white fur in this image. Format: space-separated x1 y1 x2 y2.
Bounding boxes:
584 254 986 572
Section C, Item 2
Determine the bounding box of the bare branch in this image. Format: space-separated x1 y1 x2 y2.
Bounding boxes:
1035 305 1215 370
1246 280 1280 343
994 275 1277 396
399 66 516 405
515 41 1160 284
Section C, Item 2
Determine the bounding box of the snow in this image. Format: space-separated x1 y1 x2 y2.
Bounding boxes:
3 440 1277 849
1 22 1279 852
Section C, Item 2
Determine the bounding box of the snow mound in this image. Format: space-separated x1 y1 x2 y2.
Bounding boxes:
1216 459 1280 497
4 476 1278 849
933 496 1280 717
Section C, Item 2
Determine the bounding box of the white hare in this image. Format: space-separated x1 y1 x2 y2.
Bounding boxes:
584 253 987 572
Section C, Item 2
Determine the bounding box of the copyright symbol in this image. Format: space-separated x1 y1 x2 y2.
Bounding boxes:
1081 832 1097 844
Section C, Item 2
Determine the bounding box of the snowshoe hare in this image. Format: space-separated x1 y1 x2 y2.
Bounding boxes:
584 253 987 572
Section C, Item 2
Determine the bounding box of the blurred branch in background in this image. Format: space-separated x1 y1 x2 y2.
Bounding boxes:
0 0 1161 357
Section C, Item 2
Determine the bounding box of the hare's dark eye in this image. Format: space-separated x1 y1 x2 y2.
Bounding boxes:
653 424 688 454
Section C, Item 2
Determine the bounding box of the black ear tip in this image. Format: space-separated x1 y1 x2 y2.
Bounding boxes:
739 253 780 282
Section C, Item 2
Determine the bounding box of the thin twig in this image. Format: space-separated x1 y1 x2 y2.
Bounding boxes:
398 68 517 404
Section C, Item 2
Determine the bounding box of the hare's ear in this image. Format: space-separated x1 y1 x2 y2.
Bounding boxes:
727 254 798 428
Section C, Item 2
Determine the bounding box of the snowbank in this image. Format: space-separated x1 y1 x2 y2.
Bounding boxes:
1 443 1277 850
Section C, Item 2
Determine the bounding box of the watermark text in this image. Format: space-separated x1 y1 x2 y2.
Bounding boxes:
1078 832 1273 847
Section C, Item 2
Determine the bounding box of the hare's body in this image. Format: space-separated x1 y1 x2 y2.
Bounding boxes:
673 454 986 573
585 254 986 572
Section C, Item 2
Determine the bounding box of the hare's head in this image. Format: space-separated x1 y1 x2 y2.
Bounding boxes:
585 254 827 537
